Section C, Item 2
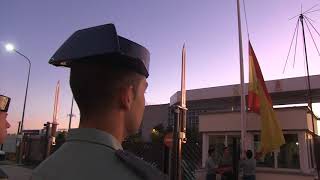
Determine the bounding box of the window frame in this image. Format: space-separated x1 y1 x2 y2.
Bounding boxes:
252 131 301 170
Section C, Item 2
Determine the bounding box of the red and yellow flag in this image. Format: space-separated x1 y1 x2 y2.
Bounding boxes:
248 41 285 154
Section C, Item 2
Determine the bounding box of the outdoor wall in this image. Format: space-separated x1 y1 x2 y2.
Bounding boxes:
171 75 320 105
141 104 169 142
199 107 317 174
2 134 17 153
199 107 310 132
306 112 318 134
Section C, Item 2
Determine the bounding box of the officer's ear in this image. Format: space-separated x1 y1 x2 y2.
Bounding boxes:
119 85 135 110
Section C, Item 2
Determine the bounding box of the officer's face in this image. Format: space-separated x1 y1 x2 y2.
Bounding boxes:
0 112 10 144
126 77 148 135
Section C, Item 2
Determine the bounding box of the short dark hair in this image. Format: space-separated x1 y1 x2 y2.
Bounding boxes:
70 61 143 120
246 150 253 159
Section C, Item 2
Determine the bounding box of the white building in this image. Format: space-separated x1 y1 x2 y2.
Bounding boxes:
169 75 320 179
141 104 169 142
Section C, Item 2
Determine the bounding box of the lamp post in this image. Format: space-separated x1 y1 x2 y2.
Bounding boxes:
5 43 31 164
5 43 31 135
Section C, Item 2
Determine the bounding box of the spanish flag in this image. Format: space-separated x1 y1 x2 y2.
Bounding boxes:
248 41 285 154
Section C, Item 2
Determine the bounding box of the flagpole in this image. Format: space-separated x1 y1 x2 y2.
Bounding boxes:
236 0 246 152
170 45 187 180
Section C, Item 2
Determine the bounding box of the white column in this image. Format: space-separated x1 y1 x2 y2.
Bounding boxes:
202 133 209 168
306 134 312 169
298 131 309 173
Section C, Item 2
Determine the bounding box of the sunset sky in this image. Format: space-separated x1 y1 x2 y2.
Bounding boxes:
1 0 320 133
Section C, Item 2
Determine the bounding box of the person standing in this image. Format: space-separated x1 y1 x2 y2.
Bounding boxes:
205 148 217 180
240 150 256 180
218 147 233 180
0 95 11 180
0 95 11 144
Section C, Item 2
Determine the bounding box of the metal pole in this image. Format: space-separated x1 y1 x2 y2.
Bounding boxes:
13 49 31 164
43 122 51 160
299 15 319 178
171 106 181 180
170 45 187 180
68 98 74 131
17 121 21 134
14 50 31 135
170 106 187 180
299 14 315 133
237 0 246 152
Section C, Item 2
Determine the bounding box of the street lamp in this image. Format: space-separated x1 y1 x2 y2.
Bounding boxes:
5 44 15 52
5 43 31 135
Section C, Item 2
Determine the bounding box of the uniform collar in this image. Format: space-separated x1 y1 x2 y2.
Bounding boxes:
66 128 123 150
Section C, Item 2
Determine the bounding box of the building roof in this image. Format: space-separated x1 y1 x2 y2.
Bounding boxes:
170 75 320 106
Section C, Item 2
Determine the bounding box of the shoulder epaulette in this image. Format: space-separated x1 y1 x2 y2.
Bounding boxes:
0 168 8 179
115 150 169 180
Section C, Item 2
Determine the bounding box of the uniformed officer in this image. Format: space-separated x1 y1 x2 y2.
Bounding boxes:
31 24 168 180
0 95 11 144
0 95 11 180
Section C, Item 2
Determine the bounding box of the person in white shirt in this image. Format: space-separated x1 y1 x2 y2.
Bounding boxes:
205 148 217 180
240 150 256 180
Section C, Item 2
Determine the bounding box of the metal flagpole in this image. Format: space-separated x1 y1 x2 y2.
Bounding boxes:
170 44 187 180
236 0 247 152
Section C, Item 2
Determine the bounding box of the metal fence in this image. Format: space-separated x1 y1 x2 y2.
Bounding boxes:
181 142 202 180
122 142 166 171
123 140 202 180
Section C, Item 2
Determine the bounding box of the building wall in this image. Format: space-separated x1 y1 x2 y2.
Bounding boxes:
171 75 320 105
199 107 317 174
299 132 310 173
169 75 320 131
199 107 312 132
306 113 318 134
141 104 169 142
2 134 17 153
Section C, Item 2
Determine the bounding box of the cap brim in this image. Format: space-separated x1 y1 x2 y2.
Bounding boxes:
0 95 11 112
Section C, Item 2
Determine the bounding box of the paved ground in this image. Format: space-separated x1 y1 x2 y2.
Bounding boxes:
0 161 33 180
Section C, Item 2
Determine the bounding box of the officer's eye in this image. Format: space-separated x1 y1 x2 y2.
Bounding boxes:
145 82 148 93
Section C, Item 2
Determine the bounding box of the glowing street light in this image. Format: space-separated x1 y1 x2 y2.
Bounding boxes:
4 43 32 164
5 43 15 52
4 43 31 135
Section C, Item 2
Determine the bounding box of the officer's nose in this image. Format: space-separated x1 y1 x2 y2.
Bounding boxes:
6 120 11 129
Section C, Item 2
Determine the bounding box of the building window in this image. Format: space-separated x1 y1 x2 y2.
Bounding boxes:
254 133 300 169
278 134 300 169
254 135 274 168
208 135 240 164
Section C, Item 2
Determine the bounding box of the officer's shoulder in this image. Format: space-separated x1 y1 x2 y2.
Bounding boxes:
115 150 168 180
31 145 143 180
0 168 8 179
